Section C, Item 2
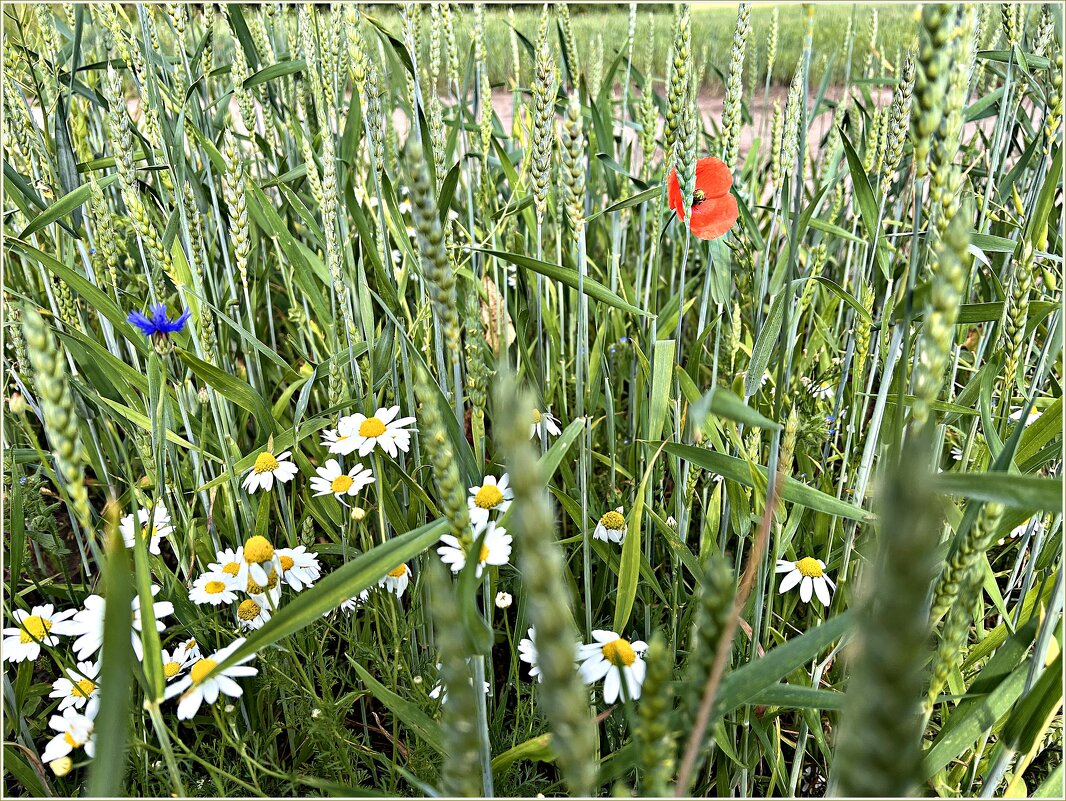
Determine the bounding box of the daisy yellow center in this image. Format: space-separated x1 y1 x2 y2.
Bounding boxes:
183 639 197 652
602 638 636 667
64 732 80 748
163 661 182 679
205 580 227 594
330 475 354 494
388 564 408 578
280 555 295 571
73 678 96 698
222 561 240 577
479 544 490 563
190 658 217 684
796 557 824 578
531 409 542 423
600 511 626 531
474 485 504 509
244 535 274 564
692 188 706 206
247 571 279 593
19 615 51 643
253 452 280 474
237 599 262 621
359 417 387 438
140 525 158 540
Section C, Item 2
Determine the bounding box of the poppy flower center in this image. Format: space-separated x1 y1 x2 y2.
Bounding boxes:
163 661 182 678
19 615 51 643
253 452 279 474
692 188 706 206
475 485 504 509
796 557 824 578
600 511 626 531
205 580 227 594
331 475 355 494
359 417 387 438
237 599 262 621
388 564 408 578
602 638 636 667
190 658 218 684
244 536 274 564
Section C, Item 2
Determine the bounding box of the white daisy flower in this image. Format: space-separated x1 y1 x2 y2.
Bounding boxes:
160 646 197 682
800 375 835 401
529 408 562 439
2 605 76 663
495 591 512 609
467 474 514 527
39 708 95 764
208 547 244 583
577 630 649 704
378 563 412 598
179 638 202 662
235 596 273 630
241 449 298 494
337 589 371 616
56 587 174 662
237 536 282 587
119 505 173 555
518 627 542 682
429 661 491 704
163 637 258 720
49 661 100 718
437 521 513 578
338 406 417 458
776 557 836 606
1009 407 1043 426
309 459 375 501
276 546 321 591
189 571 239 606
951 445 964 461
998 516 1045 546
321 427 358 456
594 507 628 544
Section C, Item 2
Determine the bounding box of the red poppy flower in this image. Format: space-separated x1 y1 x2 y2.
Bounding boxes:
667 157 739 240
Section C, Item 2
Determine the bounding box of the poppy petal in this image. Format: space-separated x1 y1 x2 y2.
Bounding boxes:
694 157 733 198
689 192 739 240
667 167 685 220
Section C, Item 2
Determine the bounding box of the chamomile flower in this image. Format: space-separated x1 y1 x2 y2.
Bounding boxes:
338 406 417 458
2 605 75 663
379 563 412 598
1009 407 1043 426
49 661 100 717
235 596 272 630
594 507 628 544
189 571 239 606
495 591 513 609
529 408 562 439
208 547 244 582
998 516 1045 546
467 474 514 527
119 505 173 555
164 637 258 720
276 546 321 591
428 662 491 704
237 535 282 587
160 646 197 682
309 459 375 501
58 587 174 661
437 521 512 578
321 427 358 455
518 627 542 682
39 708 95 764
776 557 836 606
577 630 649 704
241 449 298 494
337 590 371 615
179 638 202 661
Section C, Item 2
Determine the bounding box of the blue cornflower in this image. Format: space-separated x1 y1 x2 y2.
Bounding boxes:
128 304 191 339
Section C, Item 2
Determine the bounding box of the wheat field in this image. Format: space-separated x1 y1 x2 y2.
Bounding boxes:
1 2 1063 798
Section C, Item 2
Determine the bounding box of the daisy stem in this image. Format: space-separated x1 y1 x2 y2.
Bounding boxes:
471 654 494 797
145 701 186 797
373 452 388 544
